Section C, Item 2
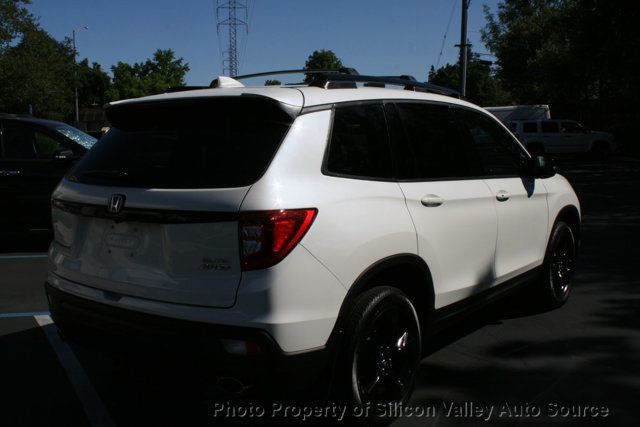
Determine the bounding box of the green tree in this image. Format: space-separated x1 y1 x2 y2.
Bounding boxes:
304 49 343 82
264 79 281 86
78 59 112 106
0 28 75 119
482 1 576 104
482 0 640 153
0 0 35 51
109 49 190 100
428 53 510 106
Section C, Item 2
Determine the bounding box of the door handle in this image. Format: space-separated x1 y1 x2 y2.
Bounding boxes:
421 195 444 207
496 190 510 202
0 170 21 176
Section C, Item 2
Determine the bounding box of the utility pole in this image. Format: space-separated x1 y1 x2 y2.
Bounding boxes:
458 0 470 97
216 0 248 77
72 26 87 127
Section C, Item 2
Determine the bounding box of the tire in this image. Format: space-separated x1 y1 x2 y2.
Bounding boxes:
537 221 576 310
333 286 422 425
590 141 611 160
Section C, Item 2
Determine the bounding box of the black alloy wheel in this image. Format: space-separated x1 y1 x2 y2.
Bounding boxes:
336 286 422 424
542 221 576 308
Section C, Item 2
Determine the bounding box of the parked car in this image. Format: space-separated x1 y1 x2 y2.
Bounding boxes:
0 114 97 233
45 71 580 421
508 119 615 158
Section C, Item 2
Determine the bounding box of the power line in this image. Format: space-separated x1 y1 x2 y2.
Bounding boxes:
435 0 458 69
238 0 255 73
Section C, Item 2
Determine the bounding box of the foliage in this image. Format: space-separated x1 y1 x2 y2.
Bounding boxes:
0 28 75 119
264 79 281 86
304 49 343 82
108 49 190 100
428 53 511 106
0 0 35 51
78 59 112 106
482 0 640 150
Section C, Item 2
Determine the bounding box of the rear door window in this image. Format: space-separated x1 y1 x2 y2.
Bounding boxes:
2 122 37 159
388 102 479 180
522 122 538 133
70 98 294 188
324 102 393 179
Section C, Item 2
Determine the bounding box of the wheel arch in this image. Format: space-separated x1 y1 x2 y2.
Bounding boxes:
554 205 581 248
331 254 435 343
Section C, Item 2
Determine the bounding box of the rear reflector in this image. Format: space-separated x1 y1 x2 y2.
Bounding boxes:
239 208 317 271
220 339 262 356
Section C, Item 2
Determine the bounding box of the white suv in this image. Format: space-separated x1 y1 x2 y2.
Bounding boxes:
508 119 615 158
46 70 580 415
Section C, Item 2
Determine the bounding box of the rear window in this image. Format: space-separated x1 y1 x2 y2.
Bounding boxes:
69 97 294 188
522 122 538 133
324 102 393 179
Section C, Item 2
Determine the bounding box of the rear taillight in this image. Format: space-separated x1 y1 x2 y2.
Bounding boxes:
239 208 318 271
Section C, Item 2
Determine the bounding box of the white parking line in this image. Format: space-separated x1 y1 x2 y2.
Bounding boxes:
0 253 48 260
34 315 115 427
0 311 50 319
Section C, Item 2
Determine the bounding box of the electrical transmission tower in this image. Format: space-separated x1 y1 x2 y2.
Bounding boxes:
216 0 248 77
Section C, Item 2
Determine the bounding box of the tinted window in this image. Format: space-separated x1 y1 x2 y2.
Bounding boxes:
325 103 392 179
561 121 583 133
522 122 538 133
34 132 63 158
456 108 527 176
541 121 559 133
2 123 37 159
390 102 478 180
70 98 294 188
1 122 63 159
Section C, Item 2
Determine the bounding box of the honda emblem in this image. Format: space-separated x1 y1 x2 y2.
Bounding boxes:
107 194 126 214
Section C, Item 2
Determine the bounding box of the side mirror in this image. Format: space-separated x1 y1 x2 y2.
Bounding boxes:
531 155 556 178
52 148 74 161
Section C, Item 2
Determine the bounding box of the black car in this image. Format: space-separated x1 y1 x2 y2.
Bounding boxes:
0 114 97 233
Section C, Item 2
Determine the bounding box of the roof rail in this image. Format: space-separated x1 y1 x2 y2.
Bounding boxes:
309 74 461 98
229 67 360 82
181 67 459 98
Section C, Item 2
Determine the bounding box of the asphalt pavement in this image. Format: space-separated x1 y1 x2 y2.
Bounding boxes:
1 157 639 426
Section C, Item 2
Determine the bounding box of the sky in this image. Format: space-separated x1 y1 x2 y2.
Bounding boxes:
26 0 500 86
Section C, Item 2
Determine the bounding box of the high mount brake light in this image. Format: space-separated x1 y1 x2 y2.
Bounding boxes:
240 209 318 271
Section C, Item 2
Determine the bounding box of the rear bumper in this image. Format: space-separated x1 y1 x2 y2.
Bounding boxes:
45 282 333 393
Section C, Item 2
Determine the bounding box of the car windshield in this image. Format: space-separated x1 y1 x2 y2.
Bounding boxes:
53 124 97 149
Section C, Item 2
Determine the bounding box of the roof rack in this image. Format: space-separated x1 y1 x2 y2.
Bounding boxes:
164 67 460 99
230 67 360 82
308 74 461 98
206 68 359 88
229 67 460 98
